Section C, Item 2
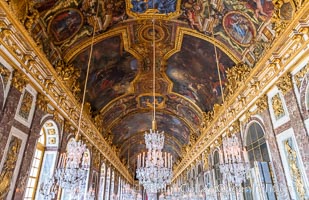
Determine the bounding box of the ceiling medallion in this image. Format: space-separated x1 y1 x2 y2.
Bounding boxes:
139 24 165 43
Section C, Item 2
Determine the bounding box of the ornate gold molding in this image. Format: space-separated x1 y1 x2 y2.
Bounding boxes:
172 1 309 181
225 63 252 100
0 1 133 183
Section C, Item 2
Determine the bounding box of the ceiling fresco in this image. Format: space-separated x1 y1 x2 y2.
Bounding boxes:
178 0 274 56
11 0 280 174
167 35 235 111
71 36 138 112
111 111 191 146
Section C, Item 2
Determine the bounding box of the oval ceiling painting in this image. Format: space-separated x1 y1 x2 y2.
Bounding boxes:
223 11 256 46
48 8 83 44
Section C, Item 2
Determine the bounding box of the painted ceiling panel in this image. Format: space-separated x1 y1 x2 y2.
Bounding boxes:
167 35 235 111
15 0 285 175
111 112 191 146
71 36 138 112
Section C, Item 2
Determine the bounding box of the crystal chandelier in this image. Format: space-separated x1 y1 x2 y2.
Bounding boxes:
40 4 98 197
53 137 88 190
219 134 250 187
86 185 96 200
136 17 173 194
136 127 173 193
39 177 58 200
122 183 142 200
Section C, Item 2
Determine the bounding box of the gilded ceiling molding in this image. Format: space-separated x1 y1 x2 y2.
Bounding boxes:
3 0 39 31
172 1 309 181
0 2 133 183
64 26 142 62
271 0 306 37
165 27 240 63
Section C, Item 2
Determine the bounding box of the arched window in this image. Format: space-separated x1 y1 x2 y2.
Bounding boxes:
213 150 222 185
24 120 59 200
81 149 91 199
246 122 270 166
118 176 121 199
98 163 106 200
246 122 275 200
110 170 115 199
105 167 111 200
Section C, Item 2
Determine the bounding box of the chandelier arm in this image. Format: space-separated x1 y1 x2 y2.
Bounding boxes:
152 17 156 129
206 3 225 104
76 1 99 137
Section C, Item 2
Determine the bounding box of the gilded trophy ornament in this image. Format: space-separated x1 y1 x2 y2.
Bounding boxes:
285 139 306 199
225 63 251 99
54 60 81 99
277 73 293 94
36 93 49 113
0 137 21 199
18 90 34 120
12 70 28 92
255 95 268 114
201 111 214 130
271 93 285 120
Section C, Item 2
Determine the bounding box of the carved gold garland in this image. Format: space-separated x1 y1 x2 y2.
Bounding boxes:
0 1 133 183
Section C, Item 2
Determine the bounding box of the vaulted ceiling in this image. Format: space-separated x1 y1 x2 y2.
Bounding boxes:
12 0 280 174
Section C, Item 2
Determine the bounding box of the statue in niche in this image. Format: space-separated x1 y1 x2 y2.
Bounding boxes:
284 139 306 199
0 137 21 199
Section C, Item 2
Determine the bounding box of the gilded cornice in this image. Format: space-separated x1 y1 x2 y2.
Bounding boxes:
0 1 133 183
172 1 309 181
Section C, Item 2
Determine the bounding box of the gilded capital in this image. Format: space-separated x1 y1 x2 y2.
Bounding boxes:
36 93 49 113
12 70 28 92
